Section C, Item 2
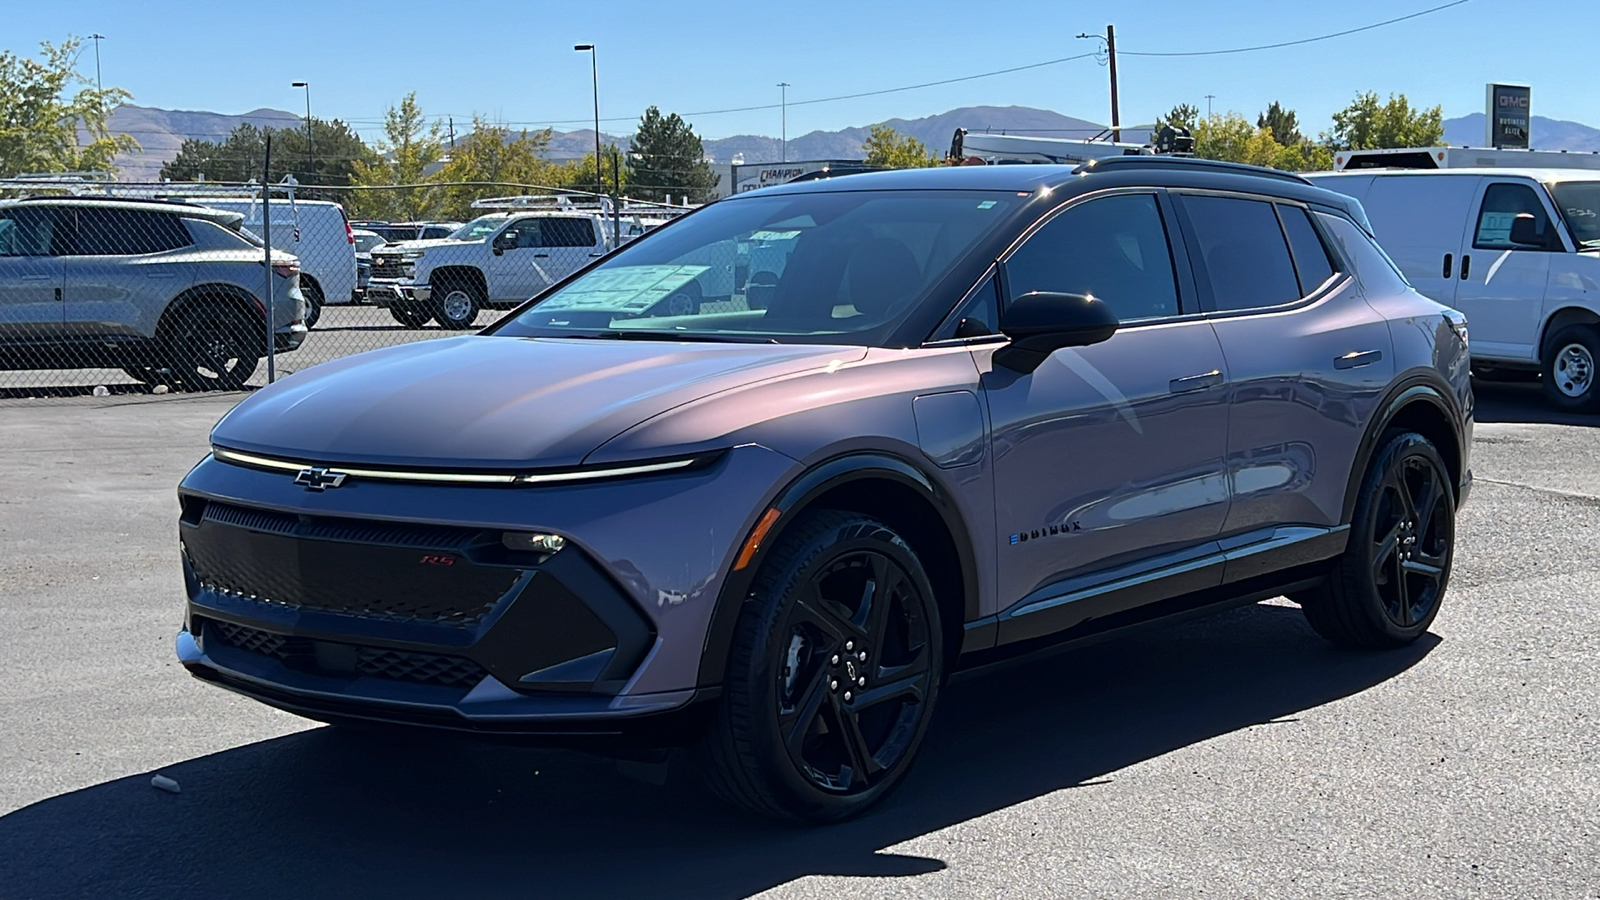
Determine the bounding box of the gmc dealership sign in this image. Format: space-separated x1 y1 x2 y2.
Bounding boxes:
1486 84 1531 149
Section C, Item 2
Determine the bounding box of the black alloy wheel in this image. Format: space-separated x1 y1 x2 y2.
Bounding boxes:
700 510 943 821
166 309 261 392
1298 431 1455 648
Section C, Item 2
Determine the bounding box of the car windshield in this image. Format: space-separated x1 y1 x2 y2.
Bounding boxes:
1549 180 1600 247
494 190 1017 345
450 216 509 242
352 233 385 253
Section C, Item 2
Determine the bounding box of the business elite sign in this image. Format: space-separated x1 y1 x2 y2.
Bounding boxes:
1486 83 1531 149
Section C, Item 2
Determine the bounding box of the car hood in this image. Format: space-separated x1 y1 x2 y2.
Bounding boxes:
212 335 865 468
376 237 472 254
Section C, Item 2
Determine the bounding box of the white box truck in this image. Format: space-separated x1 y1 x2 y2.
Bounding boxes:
1308 168 1600 411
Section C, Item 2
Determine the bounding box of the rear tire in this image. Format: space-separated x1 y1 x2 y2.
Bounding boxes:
164 307 261 392
433 277 483 330
301 277 324 330
1541 325 1600 413
696 510 943 822
1296 432 1455 648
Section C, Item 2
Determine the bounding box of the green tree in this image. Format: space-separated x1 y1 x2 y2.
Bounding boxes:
160 118 374 188
349 93 446 219
627 107 719 203
1325 91 1444 150
1257 102 1304 146
433 117 563 217
1191 113 1333 172
861 125 940 168
1153 103 1199 134
549 145 630 197
0 36 137 177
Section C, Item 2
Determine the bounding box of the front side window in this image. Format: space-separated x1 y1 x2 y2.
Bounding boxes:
1003 193 1180 322
494 190 1017 345
1474 182 1557 250
0 208 62 257
1181 194 1302 312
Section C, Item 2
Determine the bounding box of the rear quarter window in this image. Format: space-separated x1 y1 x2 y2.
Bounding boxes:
1316 212 1411 295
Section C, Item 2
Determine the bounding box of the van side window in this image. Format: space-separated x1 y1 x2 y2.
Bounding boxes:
1180 195 1301 311
1474 183 1557 250
1277 205 1337 294
1004 193 1180 322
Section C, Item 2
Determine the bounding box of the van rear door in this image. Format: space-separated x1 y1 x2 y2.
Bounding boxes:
1355 174 1478 308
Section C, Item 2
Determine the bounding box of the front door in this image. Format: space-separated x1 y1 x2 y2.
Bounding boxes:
1454 178 1561 362
981 191 1232 643
0 206 66 345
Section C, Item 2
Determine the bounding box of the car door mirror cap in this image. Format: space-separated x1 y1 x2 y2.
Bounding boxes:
995 292 1119 373
1509 213 1555 250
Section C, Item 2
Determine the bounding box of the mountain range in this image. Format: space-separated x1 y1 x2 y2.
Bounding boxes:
104 103 1600 181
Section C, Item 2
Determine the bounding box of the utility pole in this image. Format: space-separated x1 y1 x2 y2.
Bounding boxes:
448 116 456 151
89 34 105 93
291 82 312 182
1077 26 1120 143
777 82 790 163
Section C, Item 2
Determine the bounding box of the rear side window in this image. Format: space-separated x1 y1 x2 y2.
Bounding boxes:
1277 205 1337 292
1004 193 1181 322
1474 182 1557 250
72 209 193 255
1180 195 1301 311
1316 212 1411 295
542 217 598 248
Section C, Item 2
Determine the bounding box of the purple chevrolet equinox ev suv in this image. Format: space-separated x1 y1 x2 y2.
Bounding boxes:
177 158 1473 821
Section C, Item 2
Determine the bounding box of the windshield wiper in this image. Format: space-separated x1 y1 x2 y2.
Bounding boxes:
582 330 779 344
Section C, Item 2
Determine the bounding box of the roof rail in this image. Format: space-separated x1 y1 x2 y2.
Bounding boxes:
1074 156 1313 185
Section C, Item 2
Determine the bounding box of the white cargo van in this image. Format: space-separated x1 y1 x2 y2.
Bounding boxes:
199 197 358 329
1308 169 1600 412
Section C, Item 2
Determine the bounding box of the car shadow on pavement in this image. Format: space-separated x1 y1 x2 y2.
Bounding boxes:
1472 379 1597 426
0 603 1437 900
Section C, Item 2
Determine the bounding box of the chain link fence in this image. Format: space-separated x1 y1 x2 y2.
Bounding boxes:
0 176 699 401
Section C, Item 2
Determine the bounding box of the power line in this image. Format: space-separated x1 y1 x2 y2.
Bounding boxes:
1122 0 1471 57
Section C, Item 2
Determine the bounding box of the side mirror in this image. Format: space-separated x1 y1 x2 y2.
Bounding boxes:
492 232 517 255
1509 213 1552 249
994 292 1119 374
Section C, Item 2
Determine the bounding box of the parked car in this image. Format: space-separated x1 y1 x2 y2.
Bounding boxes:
367 198 692 329
199 197 357 330
352 228 385 301
351 221 462 244
0 197 305 390
1308 168 1600 411
175 159 1472 821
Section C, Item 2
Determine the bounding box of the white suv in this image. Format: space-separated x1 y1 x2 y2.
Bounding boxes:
368 198 686 329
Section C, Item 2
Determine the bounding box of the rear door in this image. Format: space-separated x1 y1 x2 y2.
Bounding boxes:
981 190 1233 643
63 208 196 340
1453 178 1562 362
1175 193 1392 539
0 206 67 344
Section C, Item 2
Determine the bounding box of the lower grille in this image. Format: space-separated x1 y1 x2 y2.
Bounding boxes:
208 620 486 690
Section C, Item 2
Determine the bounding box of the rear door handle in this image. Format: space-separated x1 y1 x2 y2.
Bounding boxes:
1169 370 1223 393
1442 253 1453 279
1334 349 1383 370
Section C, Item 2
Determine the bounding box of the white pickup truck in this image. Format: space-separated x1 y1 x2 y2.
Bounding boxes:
368 196 690 329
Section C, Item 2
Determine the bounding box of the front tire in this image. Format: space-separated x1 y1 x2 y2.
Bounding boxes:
433 277 483 330
1541 325 1600 413
698 510 943 822
1297 432 1455 648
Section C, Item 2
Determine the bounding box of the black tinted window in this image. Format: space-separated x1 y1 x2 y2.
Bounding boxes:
542 217 597 248
1004 193 1180 321
1182 195 1301 311
1474 182 1556 250
0 208 65 256
72 208 192 255
1278 205 1336 292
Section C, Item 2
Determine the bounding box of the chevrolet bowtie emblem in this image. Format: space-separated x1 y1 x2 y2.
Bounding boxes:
294 467 348 491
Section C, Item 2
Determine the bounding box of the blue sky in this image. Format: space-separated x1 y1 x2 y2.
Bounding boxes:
12 0 1595 142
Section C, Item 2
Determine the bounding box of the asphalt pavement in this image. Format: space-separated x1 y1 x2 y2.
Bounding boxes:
0 380 1596 899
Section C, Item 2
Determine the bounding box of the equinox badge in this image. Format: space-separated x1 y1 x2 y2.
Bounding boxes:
294 467 348 491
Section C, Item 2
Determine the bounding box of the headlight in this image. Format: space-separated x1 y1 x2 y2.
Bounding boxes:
502 532 566 554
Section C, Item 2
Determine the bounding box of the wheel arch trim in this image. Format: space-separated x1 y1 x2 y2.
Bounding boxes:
1341 372 1465 524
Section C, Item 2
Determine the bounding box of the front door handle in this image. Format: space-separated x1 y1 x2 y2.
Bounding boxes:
1442 253 1453 279
534 253 550 258
1334 349 1384 370
1169 370 1223 393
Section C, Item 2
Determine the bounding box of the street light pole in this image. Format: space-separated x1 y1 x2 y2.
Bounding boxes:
89 34 105 93
1076 26 1121 143
291 82 312 183
777 82 790 163
1205 94 1216 118
575 45 602 198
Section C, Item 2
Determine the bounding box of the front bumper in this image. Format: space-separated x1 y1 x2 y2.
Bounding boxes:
275 323 307 352
367 279 431 309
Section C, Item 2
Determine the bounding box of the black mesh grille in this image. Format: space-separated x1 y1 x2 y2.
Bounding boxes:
207 620 486 690
371 257 407 279
184 503 520 628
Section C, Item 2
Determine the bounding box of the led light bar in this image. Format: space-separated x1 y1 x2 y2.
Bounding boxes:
211 447 701 487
